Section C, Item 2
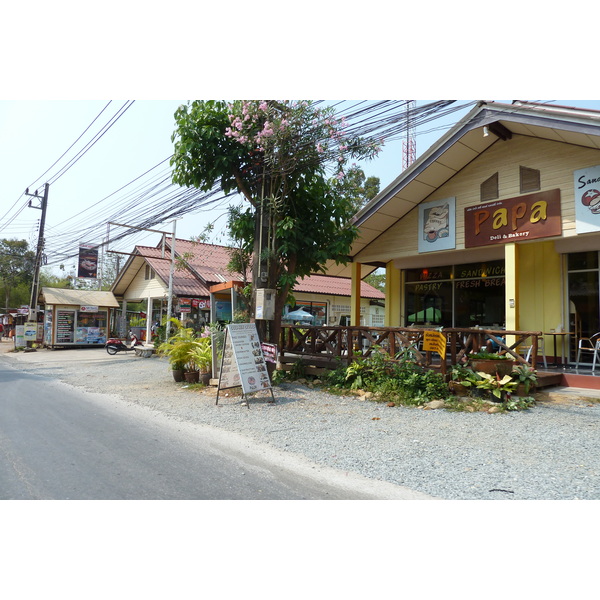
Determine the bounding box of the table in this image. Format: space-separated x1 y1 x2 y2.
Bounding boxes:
543 331 573 368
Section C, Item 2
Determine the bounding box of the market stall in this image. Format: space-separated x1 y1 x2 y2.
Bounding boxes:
39 287 120 348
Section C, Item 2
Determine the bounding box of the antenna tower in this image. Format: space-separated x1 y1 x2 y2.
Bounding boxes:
402 100 416 170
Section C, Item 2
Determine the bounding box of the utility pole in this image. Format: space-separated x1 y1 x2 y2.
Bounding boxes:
25 183 49 321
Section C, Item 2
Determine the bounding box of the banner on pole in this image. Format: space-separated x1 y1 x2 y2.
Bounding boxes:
78 244 98 278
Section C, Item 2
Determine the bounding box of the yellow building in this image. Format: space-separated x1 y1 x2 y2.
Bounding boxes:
326 101 600 366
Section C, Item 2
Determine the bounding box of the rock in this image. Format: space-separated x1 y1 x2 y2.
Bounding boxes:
313 379 322 385
363 392 374 399
297 378 307 385
387 402 396 407
424 400 445 410
488 405 503 413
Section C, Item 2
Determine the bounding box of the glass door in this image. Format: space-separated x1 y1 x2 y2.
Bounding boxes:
567 252 600 362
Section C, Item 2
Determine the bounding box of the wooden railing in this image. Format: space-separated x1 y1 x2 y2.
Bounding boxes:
279 325 544 374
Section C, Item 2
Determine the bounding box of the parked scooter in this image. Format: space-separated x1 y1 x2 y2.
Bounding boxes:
105 331 143 355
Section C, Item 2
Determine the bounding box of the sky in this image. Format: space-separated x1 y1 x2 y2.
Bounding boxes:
2 98 600 279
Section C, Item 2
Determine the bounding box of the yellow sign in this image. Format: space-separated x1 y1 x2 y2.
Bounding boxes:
422 330 447 359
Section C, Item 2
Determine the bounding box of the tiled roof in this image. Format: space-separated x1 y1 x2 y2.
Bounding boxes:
295 274 385 299
164 238 244 283
130 239 384 300
136 246 211 297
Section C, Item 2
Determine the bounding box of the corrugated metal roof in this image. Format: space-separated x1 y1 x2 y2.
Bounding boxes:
41 287 120 307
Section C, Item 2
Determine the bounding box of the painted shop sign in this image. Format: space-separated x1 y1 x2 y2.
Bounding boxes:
418 197 456 253
464 189 561 248
575 164 600 234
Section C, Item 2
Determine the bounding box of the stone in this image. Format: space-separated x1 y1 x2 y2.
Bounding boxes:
424 400 445 410
387 402 396 407
488 406 503 413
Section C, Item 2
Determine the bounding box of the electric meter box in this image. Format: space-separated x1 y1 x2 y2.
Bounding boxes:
255 288 275 320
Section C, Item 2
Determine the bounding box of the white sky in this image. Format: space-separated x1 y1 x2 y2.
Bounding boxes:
1 4 597 278
2 98 599 277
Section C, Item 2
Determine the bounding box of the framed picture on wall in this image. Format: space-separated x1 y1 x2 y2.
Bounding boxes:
418 197 456 253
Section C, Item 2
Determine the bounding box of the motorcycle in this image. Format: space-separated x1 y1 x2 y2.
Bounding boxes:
105 332 143 355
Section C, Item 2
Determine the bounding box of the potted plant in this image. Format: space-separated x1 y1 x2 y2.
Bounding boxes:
448 364 479 396
511 364 538 396
156 319 197 382
187 337 212 385
469 351 515 378
474 371 518 401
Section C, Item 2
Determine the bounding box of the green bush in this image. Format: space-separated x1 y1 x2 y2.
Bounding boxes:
326 348 449 406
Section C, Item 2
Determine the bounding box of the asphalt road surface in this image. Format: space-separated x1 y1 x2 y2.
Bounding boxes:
0 360 409 500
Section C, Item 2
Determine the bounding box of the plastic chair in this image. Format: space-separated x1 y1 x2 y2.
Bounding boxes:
576 333 600 371
521 337 547 368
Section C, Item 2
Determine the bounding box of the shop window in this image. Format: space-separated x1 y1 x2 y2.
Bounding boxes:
480 172 499 202
520 166 541 194
145 265 155 280
404 260 505 328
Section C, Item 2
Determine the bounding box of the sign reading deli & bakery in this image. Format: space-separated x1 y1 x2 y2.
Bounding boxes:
464 189 561 248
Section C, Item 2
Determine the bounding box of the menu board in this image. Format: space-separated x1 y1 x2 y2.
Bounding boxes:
56 310 75 343
218 323 273 397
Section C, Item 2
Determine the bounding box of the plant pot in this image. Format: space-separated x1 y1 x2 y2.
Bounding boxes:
199 371 211 385
470 359 515 378
449 381 469 396
184 371 200 384
516 383 535 396
172 369 185 382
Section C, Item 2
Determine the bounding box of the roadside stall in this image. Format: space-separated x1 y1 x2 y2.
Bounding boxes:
39 287 120 349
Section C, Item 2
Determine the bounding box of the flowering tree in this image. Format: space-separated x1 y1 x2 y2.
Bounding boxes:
171 100 381 343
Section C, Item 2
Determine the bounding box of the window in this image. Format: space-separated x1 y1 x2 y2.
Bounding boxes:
145 265 155 280
481 172 499 202
520 166 541 194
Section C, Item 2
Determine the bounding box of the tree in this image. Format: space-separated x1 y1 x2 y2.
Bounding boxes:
341 165 380 214
171 100 381 343
0 239 35 310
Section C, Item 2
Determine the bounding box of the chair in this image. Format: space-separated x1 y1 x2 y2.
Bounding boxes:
576 333 600 371
520 337 547 369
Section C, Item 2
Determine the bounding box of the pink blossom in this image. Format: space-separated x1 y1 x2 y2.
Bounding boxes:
259 101 268 111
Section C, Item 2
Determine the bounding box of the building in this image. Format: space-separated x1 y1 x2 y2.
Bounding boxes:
39 287 120 348
110 238 384 340
326 101 600 365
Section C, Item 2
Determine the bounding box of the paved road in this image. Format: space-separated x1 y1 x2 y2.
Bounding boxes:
0 361 388 500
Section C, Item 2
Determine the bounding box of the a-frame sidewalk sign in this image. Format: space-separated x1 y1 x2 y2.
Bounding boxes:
216 323 275 408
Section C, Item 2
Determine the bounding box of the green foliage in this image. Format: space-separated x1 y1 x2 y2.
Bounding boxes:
187 336 212 373
511 364 538 394
170 100 382 343
327 349 449 406
0 238 35 309
474 372 518 399
469 351 511 360
156 318 197 371
364 269 386 293
288 358 306 380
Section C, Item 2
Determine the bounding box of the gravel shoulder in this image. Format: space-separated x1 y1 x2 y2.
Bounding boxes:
3 342 600 500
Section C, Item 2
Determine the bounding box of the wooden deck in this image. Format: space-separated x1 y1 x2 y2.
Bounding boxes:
278 325 600 391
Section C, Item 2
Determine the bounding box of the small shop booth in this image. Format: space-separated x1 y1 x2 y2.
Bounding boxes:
39 287 120 348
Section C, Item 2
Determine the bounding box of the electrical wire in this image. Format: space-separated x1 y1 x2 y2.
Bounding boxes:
5 100 478 272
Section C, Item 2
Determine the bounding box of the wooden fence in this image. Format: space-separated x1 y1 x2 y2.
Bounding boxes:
278 325 543 375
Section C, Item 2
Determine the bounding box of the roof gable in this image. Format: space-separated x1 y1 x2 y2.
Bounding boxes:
324 100 600 277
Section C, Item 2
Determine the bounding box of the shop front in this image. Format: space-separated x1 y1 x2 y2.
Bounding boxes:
336 101 600 368
40 288 120 348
